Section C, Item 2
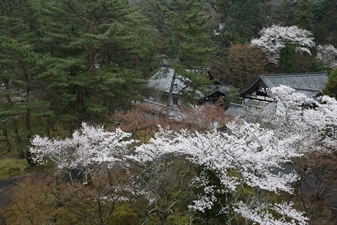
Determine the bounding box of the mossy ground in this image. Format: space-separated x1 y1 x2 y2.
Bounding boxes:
0 152 27 180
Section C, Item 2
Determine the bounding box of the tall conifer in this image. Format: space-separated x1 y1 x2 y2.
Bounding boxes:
0 1 45 163
38 0 154 126
280 43 297 73
293 0 313 31
155 0 215 106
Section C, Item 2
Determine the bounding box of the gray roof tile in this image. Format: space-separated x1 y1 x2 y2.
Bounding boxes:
240 72 328 98
260 72 328 91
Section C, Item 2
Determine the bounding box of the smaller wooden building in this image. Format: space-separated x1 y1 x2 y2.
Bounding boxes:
146 62 232 107
225 72 328 117
199 73 233 105
240 72 328 108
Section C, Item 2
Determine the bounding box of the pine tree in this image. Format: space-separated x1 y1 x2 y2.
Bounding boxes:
323 68 337 98
38 0 154 126
280 43 297 73
138 0 168 32
293 0 313 31
312 0 337 46
225 0 261 41
0 1 48 163
155 0 215 106
0 0 156 160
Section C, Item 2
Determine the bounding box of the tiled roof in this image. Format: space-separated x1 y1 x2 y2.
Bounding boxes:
240 72 328 98
147 66 205 98
208 84 232 95
260 72 328 92
225 103 244 117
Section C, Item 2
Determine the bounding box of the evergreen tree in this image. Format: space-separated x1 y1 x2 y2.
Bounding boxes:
38 0 154 127
138 0 167 32
155 0 215 106
224 0 261 41
280 43 297 73
0 0 47 163
312 0 337 46
257 0 294 27
209 0 271 47
0 0 155 162
293 0 313 31
323 68 337 98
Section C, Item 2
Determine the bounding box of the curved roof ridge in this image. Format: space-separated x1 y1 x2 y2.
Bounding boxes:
240 72 328 98
240 77 264 96
260 71 328 77
292 87 321 92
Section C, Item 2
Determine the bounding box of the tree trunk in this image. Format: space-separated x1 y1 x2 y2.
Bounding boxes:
167 70 177 107
22 62 35 166
1 124 12 152
25 108 36 166
11 118 24 158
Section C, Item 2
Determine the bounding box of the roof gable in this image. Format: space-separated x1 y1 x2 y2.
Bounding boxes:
240 72 328 98
261 72 328 91
148 67 179 94
147 65 206 97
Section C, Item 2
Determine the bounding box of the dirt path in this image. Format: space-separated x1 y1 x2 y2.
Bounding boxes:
0 177 19 211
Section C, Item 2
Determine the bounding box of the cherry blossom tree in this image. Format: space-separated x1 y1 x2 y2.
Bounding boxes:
130 122 308 224
28 87 337 224
244 85 337 223
30 121 310 224
28 123 138 224
268 86 337 151
30 122 135 184
131 86 337 224
316 44 337 69
244 86 337 158
251 25 315 64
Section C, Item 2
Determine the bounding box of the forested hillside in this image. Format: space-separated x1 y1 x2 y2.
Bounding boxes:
1 0 337 224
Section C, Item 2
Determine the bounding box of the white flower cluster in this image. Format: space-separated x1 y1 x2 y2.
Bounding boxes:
251 25 315 64
30 122 135 170
316 44 337 69
29 86 337 224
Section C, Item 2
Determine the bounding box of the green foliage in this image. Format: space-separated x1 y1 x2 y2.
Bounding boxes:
150 0 215 106
293 0 313 31
323 67 337 98
108 203 139 225
158 0 215 66
312 0 337 46
0 0 158 161
223 87 240 110
37 0 154 123
311 59 327 72
280 43 297 73
225 0 261 41
257 0 294 28
139 0 167 32
0 1 46 162
214 30 246 47
0 156 26 179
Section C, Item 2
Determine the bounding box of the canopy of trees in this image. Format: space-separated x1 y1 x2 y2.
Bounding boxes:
14 86 335 224
1 0 337 224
